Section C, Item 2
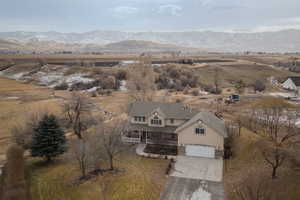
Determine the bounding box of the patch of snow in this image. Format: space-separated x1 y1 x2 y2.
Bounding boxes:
37 72 65 87
65 74 94 85
36 72 94 88
8 72 26 80
295 119 300 128
5 96 19 100
199 90 209 95
119 60 138 66
269 92 295 98
152 64 162 67
87 86 99 92
189 186 211 200
119 80 127 91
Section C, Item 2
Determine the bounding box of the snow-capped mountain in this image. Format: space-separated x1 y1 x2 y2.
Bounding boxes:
0 30 300 52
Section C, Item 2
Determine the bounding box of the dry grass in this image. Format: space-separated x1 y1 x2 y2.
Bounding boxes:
0 77 169 200
196 63 295 87
28 151 169 200
224 128 300 200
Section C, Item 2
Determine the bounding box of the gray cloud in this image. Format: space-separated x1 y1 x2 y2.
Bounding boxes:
0 0 300 32
157 4 183 16
112 6 139 18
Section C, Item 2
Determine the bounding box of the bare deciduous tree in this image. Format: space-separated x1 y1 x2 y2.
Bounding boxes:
11 112 46 150
70 133 104 178
127 55 156 102
96 120 127 171
252 98 299 178
3 145 30 200
233 168 275 200
213 67 221 94
62 93 95 139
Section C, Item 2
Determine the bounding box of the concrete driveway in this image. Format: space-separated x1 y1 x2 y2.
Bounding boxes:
161 177 225 200
170 156 223 182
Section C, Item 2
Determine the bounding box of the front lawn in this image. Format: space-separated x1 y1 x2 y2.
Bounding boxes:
27 149 169 200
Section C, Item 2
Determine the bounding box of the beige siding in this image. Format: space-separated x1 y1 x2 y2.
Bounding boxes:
177 122 224 150
165 119 186 126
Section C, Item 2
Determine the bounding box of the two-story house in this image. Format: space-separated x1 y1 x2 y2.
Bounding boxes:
123 102 228 158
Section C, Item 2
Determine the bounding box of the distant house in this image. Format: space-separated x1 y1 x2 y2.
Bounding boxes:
123 102 227 158
282 76 300 95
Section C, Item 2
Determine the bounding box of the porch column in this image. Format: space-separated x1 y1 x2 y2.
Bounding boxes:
146 131 148 144
139 131 142 142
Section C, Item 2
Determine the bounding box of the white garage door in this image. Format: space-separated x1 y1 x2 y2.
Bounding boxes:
186 145 215 158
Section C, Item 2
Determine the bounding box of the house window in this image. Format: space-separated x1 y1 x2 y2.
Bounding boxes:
134 116 146 122
151 116 162 125
170 119 174 124
195 127 205 135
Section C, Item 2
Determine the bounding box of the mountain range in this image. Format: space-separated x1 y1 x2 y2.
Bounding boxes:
0 30 300 53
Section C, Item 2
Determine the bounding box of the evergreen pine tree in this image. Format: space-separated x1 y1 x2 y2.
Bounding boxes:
30 114 67 161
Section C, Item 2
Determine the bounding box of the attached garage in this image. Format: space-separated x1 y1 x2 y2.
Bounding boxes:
185 145 215 158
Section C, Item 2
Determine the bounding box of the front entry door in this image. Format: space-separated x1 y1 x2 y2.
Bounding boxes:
141 131 147 143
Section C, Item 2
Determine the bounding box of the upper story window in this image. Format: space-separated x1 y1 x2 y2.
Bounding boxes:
134 116 146 122
195 127 205 135
151 116 162 125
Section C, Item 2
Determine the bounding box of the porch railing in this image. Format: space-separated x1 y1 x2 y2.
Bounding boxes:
122 136 141 143
146 138 178 146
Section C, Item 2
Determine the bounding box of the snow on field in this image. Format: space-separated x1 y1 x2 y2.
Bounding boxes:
36 72 65 87
269 92 296 98
199 90 209 95
29 72 94 88
0 67 95 88
87 87 99 92
5 72 28 80
65 74 94 85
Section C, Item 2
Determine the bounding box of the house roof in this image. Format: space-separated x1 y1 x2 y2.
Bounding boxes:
175 111 228 138
127 123 177 133
288 76 300 86
128 102 199 120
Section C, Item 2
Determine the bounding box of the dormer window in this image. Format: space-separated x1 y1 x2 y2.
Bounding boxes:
195 127 205 135
151 116 162 125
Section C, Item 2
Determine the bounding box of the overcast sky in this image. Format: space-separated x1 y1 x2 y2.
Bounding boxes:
1 0 300 32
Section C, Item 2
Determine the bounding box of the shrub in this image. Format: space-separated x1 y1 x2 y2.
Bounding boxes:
54 82 69 90
91 91 97 97
102 76 117 90
253 80 266 92
114 70 127 80
192 90 200 96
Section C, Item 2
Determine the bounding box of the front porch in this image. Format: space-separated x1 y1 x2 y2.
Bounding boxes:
122 130 178 146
